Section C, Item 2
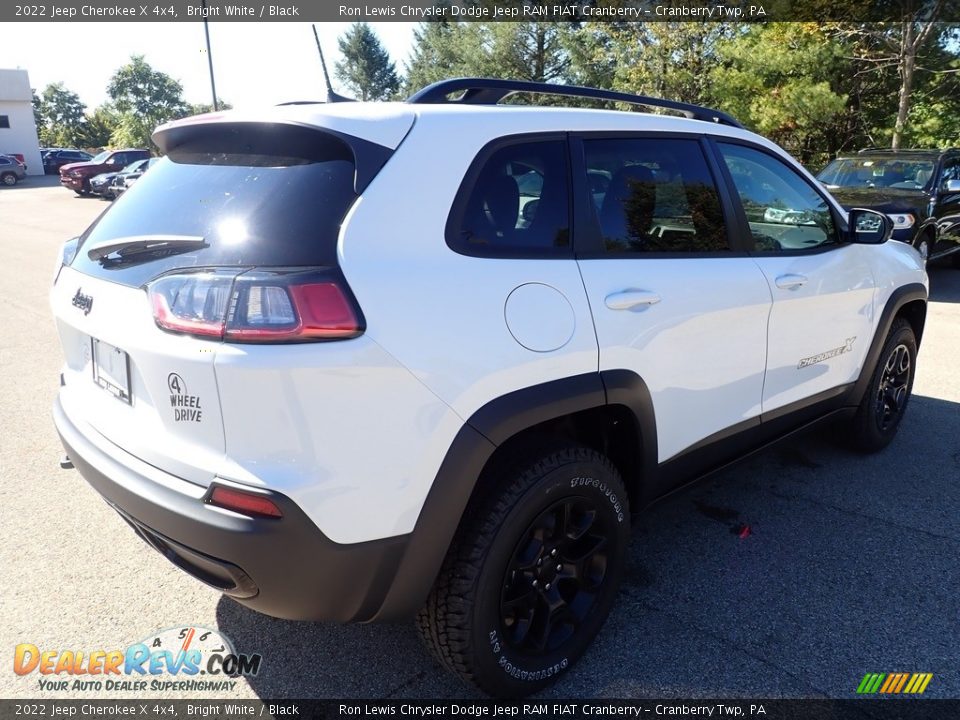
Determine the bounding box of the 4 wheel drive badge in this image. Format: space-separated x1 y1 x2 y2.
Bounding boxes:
798 337 856 369
72 288 93 315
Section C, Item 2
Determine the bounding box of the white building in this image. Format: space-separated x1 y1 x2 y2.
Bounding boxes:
0 69 43 176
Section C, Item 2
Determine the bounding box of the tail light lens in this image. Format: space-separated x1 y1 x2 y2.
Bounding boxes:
146 268 364 343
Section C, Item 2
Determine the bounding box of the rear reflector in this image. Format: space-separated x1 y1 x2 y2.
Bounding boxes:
207 486 283 518
146 268 363 343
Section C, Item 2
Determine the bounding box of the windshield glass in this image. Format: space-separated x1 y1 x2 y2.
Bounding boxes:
818 157 936 191
90 151 110 164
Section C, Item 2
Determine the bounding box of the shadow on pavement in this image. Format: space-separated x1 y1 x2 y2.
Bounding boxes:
217 395 960 699
0 174 62 190
928 266 960 303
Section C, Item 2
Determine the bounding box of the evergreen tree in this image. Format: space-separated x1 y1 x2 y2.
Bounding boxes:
335 23 400 101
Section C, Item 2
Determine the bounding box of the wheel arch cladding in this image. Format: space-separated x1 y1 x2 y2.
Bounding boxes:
372 371 656 621
850 283 927 408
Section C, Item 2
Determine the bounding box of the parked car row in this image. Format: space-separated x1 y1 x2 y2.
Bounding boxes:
89 157 157 200
58 148 152 197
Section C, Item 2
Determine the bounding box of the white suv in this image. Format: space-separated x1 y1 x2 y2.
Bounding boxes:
51 79 927 697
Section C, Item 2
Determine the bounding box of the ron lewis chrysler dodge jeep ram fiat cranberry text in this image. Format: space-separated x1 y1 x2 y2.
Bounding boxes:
51 79 927 697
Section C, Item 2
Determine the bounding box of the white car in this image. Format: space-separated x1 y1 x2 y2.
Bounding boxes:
51 79 927 697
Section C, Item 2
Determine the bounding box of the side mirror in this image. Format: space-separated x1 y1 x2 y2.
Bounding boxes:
521 199 539 223
848 208 893 244
942 179 960 193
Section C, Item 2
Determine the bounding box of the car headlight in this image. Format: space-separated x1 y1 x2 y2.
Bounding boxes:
887 213 915 229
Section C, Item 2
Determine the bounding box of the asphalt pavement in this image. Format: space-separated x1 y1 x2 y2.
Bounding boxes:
1 178 957 700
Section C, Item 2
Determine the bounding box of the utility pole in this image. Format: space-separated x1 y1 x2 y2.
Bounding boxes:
202 0 218 111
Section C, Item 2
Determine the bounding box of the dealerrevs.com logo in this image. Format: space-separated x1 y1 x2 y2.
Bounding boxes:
13 626 261 693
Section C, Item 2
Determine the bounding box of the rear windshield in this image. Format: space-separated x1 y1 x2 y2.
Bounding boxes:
71 126 360 287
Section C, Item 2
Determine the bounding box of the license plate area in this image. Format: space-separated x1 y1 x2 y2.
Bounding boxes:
91 338 131 404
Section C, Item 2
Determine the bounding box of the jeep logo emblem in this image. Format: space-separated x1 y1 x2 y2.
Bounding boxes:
72 288 93 315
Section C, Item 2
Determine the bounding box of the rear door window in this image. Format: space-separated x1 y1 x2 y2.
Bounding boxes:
581 137 729 254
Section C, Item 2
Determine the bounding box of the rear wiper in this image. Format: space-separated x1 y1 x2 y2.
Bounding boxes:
86 235 207 261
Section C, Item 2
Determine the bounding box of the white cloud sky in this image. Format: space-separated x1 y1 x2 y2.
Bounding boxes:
1 22 417 110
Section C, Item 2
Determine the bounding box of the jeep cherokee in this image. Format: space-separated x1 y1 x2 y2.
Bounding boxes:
51 79 928 697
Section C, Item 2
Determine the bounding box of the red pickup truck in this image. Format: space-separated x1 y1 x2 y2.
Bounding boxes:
60 149 151 195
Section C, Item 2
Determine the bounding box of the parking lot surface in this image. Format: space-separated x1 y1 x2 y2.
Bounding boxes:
1 179 958 700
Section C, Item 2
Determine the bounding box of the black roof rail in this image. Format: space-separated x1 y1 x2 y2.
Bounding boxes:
407 78 744 129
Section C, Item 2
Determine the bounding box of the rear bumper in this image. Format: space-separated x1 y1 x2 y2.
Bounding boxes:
53 395 410 622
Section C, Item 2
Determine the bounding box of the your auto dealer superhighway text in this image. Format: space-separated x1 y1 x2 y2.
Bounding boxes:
341 704 761 717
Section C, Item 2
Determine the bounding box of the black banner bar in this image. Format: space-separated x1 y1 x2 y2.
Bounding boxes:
1 699 958 720
5 0 959 23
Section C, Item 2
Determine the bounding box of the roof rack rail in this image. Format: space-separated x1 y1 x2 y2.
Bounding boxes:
407 78 744 129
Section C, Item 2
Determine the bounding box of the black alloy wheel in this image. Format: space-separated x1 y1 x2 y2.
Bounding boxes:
500 497 612 656
875 343 911 432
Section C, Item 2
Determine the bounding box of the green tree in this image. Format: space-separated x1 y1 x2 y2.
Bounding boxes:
831 20 960 149
35 82 87 147
31 89 43 131
335 23 400 101
712 24 850 165
404 22 573 103
405 21 471 92
187 99 232 116
76 105 119 149
591 23 733 108
107 55 189 148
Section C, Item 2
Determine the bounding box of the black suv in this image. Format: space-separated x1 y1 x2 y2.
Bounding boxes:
43 149 93 175
818 148 960 266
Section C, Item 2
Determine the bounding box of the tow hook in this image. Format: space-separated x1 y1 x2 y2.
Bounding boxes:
60 455 74 470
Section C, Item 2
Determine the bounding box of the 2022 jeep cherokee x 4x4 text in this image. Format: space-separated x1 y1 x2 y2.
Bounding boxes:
52 79 927 697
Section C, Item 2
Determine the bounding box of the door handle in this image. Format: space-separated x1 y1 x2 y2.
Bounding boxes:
775 274 808 290
604 290 661 310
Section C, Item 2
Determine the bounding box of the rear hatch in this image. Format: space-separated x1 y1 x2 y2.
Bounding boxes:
52 109 411 486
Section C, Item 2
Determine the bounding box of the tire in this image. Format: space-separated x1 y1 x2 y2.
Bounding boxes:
1 172 17 187
847 318 917 452
417 444 629 697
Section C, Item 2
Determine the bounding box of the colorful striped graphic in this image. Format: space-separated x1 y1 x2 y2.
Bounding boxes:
857 673 933 694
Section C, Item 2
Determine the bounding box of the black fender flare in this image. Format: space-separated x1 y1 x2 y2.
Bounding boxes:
849 282 927 407
371 370 657 621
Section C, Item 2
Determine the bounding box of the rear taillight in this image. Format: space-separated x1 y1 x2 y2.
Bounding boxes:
146 268 363 343
206 485 283 518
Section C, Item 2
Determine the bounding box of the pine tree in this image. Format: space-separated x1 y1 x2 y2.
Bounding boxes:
335 23 400 101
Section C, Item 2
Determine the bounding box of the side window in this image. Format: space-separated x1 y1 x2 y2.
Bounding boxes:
582 138 728 253
111 153 126 166
940 159 960 190
718 143 837 252
452 140 569 255
0 116 10 129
